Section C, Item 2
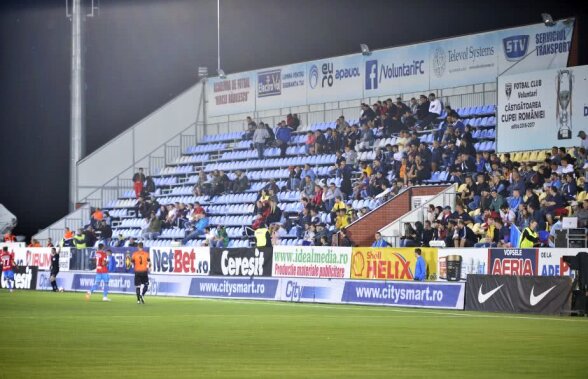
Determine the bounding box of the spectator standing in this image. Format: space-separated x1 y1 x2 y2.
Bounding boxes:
275 122 292 157
142 212 162 240
132 168 146 199
519 219 540 248
252 124 270 159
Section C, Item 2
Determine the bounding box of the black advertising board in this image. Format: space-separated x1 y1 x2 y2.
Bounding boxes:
465 274 572 315
0 266 38 290
210 248 273 277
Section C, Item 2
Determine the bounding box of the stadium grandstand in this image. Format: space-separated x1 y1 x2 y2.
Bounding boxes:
1 2 588 377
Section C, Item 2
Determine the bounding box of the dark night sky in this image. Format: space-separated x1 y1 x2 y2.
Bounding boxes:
0 0 586 239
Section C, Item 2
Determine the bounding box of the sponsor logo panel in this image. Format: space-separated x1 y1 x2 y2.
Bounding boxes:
351 248 437 281
272 246 351 279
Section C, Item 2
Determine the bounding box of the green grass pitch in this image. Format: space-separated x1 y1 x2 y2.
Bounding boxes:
0 290 587 378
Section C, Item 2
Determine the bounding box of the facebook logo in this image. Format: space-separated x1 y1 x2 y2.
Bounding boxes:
365 60 378 90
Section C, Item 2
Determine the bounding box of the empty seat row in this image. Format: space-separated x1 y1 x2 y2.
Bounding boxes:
158 165 195 176
172 154 209 165
209 215 255 226
201 131 244 143
213 193 258 204
205 154 337 172
456 104 496 117
472 128 496 139
349 199 379 210
185 143 226 154
118 218 148 228
159 228 186 239
207 204 256 215
464 116 496 128
474 141 497 152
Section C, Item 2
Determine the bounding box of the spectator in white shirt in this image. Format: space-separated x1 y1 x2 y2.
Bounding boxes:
428 93 443 116
419 93 442 128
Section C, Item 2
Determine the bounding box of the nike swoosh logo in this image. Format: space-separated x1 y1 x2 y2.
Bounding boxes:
478 284 503 304
529 285 556 306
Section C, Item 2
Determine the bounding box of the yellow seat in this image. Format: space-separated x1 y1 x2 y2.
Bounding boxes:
529 151 539 161
577 191 586 202
536 151 547 161
538 192 547 202
520 152 531 162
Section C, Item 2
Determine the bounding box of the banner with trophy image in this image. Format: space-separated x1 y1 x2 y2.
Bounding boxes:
497 65 588 153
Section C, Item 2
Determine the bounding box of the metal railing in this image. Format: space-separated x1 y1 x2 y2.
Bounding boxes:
380 186 458 247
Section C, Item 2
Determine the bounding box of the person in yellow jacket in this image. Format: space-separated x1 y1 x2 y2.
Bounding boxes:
519 219 540 248
335 209 350 230
73 229 87 249
254 223 272 248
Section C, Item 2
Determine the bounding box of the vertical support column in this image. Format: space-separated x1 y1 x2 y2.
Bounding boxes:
69 0 85 210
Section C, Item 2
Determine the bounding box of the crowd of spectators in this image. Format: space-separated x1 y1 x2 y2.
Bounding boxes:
15 96 588 249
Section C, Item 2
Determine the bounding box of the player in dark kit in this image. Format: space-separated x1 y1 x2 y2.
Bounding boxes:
131 242 150 304
49 247 60 292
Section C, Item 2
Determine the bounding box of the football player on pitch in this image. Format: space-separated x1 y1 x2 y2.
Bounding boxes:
1 246 16 292
86 243 111 301
131 242 150 304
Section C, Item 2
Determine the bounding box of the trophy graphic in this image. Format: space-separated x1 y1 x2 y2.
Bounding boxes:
556 69 573 140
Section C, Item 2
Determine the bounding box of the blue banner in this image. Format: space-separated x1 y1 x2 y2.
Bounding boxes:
109 247 138 273
342 280 465 309
189 277 279 299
